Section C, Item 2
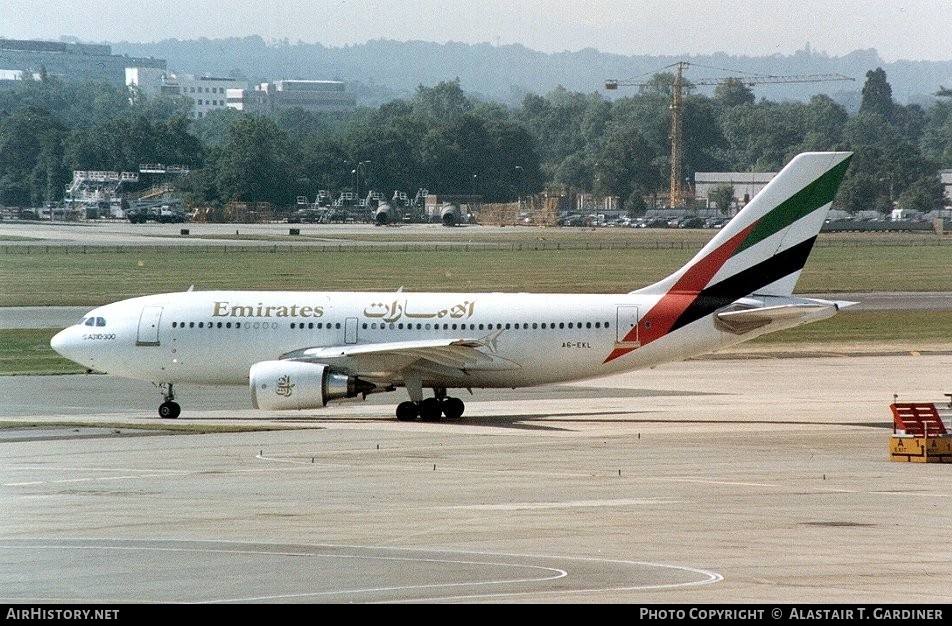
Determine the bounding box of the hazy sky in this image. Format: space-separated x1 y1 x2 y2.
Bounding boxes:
1 0 949 63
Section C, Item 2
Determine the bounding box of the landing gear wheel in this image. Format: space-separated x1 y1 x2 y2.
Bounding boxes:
418 397 443 422
396 401 419 421
158 401 181 419
156 383 179 419
443 397 465 420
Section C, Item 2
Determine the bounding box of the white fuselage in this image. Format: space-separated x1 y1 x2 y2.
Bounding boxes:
51 289 745 391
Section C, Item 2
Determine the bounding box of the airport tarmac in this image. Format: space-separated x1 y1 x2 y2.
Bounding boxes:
3 219 951 603
2 351 951 604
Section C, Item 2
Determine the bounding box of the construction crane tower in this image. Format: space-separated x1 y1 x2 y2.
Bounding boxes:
605 61 854 208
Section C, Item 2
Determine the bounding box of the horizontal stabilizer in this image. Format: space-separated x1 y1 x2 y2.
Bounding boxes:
831 300 860 310
715 301 839 334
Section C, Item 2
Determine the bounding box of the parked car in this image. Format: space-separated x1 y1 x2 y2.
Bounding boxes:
678 216 706 229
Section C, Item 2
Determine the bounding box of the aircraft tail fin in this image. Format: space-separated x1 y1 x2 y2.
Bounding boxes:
635 151 852 298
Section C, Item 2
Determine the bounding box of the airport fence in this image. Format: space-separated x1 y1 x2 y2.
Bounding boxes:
3 236 952 256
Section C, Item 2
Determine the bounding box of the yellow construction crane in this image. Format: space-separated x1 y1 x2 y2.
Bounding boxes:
605 61 854 208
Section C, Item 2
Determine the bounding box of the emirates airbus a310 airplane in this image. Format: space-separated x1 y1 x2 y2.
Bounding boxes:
51 151 854 421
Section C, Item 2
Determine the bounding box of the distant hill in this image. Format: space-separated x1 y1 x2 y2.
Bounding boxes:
112 37 952 109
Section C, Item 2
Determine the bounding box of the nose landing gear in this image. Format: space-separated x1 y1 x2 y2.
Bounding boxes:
157 383 181 419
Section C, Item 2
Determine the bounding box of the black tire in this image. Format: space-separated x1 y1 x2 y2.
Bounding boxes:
418 398 443 422
443 397 465 420
396 401 418 421
159 401 180 419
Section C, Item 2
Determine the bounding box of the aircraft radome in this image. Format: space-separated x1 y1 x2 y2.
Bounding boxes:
51 151 854 421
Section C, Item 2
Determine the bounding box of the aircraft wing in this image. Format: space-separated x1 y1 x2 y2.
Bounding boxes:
279 333 520 381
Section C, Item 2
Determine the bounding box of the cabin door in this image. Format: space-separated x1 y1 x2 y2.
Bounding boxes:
615 305 640 347
344 317 359 344
136 306 163 346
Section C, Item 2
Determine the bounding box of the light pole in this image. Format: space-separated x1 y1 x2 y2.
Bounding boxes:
359 161 371 206
472 173 477 200
515 165 524 209
349 160 371 210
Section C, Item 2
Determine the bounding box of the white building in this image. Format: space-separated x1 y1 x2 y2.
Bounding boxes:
0 68 41 85
126 68 247 119
228 80 356 115
694 171 777 208
941 170 952 206
124 67 167 95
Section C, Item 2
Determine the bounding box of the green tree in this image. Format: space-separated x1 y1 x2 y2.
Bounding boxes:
714 78 755 108
291 133 353 199
273 106 350 142
860 68 895 122
639 70 679 97
214 115 295 205
604 92 670 159
716 95 848 172
65 114 201 172
798 95 849 152
920 99 952 166
834 171 881 214
412 79 472 123
0 107 68 206
482 115 542 201
681 95 727 175
552 152 594 191
190 107 243 147
138 93 194 123
896 175 944 214
624 189 647 216
595 125 664 210
338 108 427 199
840 110 939 214
517 87 604 172
708 183 735 215
151 117 203 168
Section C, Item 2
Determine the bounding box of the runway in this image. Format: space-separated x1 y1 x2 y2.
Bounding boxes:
2 353 951 603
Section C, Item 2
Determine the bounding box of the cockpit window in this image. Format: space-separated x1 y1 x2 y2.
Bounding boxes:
96 317 106 327
80 317 106 327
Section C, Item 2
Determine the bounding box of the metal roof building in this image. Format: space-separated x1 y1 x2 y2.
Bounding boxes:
0 38 165 85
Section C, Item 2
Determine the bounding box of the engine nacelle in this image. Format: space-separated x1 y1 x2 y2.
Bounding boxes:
249 360 374 410
440 203 462 227
374 202 400 225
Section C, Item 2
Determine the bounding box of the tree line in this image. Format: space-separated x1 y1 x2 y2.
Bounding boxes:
1 68 950 215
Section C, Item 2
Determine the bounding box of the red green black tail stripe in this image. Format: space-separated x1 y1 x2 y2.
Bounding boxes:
603 153 851 364
733 156 852 254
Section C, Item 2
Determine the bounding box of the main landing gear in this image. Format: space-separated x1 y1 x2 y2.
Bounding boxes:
395 388 465 422
157 383 181 419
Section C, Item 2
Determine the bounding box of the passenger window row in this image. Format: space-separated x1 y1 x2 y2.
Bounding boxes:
353 321 611 331
171 321 282 330
169 320 612 332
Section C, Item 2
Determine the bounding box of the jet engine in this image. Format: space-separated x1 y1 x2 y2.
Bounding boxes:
249 360 375 410
440 203 462 227
374 202 400 225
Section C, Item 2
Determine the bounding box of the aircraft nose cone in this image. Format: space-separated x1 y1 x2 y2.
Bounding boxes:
50 327 74 359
